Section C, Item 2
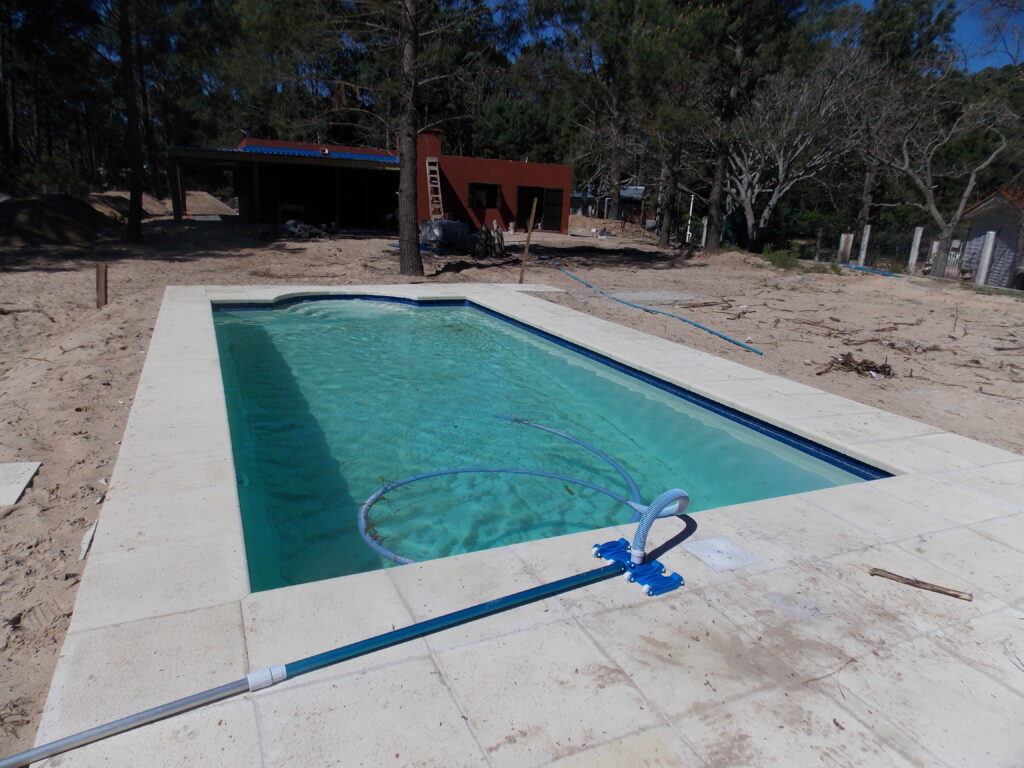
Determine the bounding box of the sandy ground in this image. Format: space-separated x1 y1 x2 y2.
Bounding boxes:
1 210 1022 754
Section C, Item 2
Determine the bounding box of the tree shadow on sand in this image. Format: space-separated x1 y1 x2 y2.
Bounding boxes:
0 217 279 272
503 242 705 271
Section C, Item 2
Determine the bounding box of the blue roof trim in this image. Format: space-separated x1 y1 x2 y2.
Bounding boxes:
169 145 399 164
212 294 892 482
240 146 399 163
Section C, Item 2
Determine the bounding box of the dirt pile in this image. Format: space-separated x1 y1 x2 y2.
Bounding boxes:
185 190 236 216
0 195 118 247
568 213 659 243
87 191 170 222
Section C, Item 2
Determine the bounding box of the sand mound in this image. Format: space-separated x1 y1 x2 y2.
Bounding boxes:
185 190 237 216
88 191 170 221
0 195 118 246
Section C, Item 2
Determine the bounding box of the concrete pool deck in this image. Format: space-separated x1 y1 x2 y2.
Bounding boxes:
31 283 1023 766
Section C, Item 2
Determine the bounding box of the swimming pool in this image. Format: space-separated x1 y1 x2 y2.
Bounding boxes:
214 296 886 591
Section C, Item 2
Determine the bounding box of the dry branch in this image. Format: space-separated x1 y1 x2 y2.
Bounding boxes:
0 308 56 323
869 568 973 601
817 352 894 377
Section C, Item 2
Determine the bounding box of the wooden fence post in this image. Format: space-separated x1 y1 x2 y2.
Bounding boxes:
96 263 108 309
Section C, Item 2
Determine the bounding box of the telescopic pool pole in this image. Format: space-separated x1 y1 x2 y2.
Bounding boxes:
0 516 697 768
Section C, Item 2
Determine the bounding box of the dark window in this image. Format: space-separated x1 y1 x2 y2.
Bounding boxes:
468 182 500 208
542 188 563 231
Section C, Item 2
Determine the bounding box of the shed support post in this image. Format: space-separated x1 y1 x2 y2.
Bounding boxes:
253 163 260 222
908 226 923 273
974 230 997 286
168 160 183 222
335 167 342 225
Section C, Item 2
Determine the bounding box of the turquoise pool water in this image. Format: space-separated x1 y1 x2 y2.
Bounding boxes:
215 298 878 591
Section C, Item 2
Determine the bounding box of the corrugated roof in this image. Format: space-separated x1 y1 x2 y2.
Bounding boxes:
1000 188 1024 210
964 187 1024 217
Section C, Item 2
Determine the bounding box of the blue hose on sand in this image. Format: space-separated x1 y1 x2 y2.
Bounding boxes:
841 263 901 278
555 266 764 355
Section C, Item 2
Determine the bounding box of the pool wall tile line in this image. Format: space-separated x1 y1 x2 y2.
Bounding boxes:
32 283 1024 768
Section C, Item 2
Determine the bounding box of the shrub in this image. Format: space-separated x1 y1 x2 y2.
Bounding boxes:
762 246 799 269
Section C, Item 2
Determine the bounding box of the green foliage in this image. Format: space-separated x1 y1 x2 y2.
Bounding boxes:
762 246 800 269
861 0 957 68
0 0 1019 248
803 262 843 275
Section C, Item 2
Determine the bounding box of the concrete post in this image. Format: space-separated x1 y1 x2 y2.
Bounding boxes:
857 224 871 266
907 226 923 273
700 216 708 248
837 232 854 263
685 193 695 243
974 230 998 286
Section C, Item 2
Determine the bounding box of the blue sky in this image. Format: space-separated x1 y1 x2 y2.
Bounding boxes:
953 3 1021 70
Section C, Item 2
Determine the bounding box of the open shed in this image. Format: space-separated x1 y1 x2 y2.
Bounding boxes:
167 134 572 235
961 187 1024 290
167 139 400 228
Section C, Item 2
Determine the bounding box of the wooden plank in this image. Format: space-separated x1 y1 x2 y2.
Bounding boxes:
517 197 539 285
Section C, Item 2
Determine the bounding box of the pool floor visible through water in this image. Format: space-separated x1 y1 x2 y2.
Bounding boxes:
214 298 882 591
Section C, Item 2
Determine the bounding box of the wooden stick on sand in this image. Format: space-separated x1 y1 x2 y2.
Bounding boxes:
517 197 539 285
869 568 973 601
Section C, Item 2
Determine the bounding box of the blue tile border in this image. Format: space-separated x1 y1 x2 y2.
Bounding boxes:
213 293 890 481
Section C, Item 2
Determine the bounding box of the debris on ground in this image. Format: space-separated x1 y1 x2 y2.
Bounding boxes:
816 352 894 378
422 220 473 251
263 219 334 240
472 226 506 259
869 568 973 601
429 257 519 276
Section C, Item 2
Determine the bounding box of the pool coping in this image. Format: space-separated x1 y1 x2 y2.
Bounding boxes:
33 283 1024 767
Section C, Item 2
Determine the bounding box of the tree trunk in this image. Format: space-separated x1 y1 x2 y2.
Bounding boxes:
397 0 423 277
705 147 727 251
657 160 676 249
606 154 622 221
743 199 759 252
0 6 11 177
119 0 144 242
2 4 16 178
134 27 160 196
